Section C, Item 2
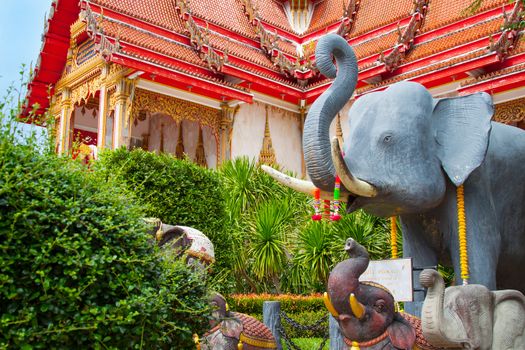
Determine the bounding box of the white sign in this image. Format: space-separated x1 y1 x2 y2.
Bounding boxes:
359 258 413 302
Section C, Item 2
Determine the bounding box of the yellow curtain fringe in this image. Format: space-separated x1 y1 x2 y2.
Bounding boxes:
456 185 469 284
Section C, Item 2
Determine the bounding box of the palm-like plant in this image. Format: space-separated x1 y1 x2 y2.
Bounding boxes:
331 209 391 262
293 221 334 288
248 199 293 293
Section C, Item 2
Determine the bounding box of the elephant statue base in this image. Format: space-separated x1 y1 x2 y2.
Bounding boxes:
198 294 277 350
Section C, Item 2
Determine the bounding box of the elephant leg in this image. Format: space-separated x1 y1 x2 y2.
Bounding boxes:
400 215 438 317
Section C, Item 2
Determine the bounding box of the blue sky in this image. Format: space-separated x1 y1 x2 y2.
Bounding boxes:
0 0 53 99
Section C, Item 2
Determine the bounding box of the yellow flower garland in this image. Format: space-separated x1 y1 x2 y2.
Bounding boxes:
390 216 398 259
456 185 469 285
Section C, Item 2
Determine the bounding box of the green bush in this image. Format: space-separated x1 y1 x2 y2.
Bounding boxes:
226 294 324 314
0 127 210 348
95 148 230 282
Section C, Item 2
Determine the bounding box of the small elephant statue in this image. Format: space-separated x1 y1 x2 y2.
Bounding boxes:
263 33 525 314
198 293 277 350
325 238 437 349
420 269 525 349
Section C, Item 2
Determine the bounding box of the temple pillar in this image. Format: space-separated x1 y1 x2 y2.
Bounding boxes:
57 88 72 154
97 66 110 150
219 102 238 165
112 78 134 149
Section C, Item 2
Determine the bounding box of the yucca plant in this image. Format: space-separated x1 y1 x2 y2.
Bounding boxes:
248 199 294 293
331 209 391 262
293 221 335 288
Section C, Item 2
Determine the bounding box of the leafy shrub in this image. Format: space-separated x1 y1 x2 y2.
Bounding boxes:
95 148 230 281
226 294 324 314
0 127 210 349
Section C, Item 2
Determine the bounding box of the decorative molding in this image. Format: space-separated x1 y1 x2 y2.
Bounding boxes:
379 0 430 72
337 0 361 38
195 126 208 167
131 88 221 135
258 105 277 165
494 97 525 124
489 0 525 61
174 0 226 72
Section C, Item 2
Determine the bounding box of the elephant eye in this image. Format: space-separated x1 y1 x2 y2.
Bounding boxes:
374 299 386 313
383 135 392 143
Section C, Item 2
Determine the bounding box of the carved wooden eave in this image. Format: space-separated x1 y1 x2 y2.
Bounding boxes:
174 0 226 73
379 0 430 72
489 0 525 61
337 0 360 38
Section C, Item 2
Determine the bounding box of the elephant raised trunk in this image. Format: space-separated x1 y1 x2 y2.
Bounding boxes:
303 34 358 192
420 269 473 348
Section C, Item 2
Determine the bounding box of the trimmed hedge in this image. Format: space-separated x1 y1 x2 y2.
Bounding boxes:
227 293 324 314
0 133 210 348
95 148 230 272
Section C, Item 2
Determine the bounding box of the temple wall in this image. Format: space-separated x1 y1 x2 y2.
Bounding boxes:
73 105 99 133
147 114 217 168
232 101 302 175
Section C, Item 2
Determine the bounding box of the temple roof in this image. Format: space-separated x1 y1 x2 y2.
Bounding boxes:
25 0 525 115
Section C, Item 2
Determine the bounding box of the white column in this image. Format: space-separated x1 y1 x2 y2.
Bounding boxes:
97 84 107 150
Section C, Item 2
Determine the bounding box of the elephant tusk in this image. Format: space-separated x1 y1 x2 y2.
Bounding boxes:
331 137 377 198
261 165 349 202
323 292 340 317
349 293 366 320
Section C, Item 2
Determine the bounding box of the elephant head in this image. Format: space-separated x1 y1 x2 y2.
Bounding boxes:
420 269 525 349
201 293 277 350
325 239 416 348
263 34 493 218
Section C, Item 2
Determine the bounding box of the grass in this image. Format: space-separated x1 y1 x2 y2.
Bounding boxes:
281 338 330 350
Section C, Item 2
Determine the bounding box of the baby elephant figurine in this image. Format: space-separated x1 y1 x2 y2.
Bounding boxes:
197 293 277 350
325 238 439 350
420 269 525 349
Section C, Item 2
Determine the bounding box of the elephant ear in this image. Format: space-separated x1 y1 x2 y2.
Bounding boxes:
432 93 493 186
221 317 243 339
387 314 416 349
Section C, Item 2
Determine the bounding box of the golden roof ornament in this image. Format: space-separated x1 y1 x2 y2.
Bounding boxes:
259 105 276 165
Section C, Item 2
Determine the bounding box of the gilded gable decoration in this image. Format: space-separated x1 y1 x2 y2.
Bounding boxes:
195 126 208 168
494 98 525 125
130 89 221 135
259 106 277 165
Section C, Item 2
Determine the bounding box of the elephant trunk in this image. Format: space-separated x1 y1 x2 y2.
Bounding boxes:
420 269 467 348
303 34 358 192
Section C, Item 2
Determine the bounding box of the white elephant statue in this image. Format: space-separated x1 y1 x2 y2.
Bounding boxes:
420 269 525 349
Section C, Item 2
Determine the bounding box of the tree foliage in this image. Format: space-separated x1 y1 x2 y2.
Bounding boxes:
0 115 210 349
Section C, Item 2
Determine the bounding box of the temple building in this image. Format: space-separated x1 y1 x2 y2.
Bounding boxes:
25 0 525 174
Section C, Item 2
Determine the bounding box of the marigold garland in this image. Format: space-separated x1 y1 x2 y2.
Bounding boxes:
390 216 398 259
456 184 469 284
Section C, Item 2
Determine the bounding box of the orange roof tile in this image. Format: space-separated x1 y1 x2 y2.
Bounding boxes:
406 15 502 62
352 0 414 36
253 0 294 33
189 0 260 40
307 0 346 33
353 29 401 60
90 0 186 34
422 0 507 33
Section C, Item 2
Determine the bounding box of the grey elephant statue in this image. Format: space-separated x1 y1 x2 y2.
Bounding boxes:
420 269 525 349
262 33 525 313
198 293 277 350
